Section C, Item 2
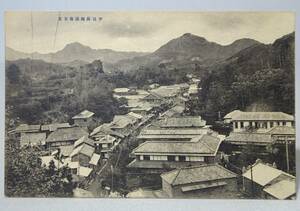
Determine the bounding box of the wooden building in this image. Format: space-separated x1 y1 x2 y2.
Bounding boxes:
128 134 222 174
242 161 295 199
161 164 238 198
72 110 95 128
45 127 89 148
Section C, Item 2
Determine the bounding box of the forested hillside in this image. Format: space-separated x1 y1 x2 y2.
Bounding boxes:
190 32 295 120
5 59 126 127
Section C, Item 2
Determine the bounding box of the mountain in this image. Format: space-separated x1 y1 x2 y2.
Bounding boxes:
113 33 260 72
5 43 149 72
197 32 295 117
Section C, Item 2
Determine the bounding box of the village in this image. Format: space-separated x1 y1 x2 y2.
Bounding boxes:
7 72 296 200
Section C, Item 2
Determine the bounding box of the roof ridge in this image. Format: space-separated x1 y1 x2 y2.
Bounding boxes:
171 168 182 185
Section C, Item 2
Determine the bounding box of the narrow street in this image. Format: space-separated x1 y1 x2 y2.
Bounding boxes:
85 104 172 196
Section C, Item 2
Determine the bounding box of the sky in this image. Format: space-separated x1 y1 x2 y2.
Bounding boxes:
5 12 295 53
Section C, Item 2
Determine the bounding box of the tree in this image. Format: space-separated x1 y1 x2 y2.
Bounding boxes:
7 64 21 84
5 140 75 197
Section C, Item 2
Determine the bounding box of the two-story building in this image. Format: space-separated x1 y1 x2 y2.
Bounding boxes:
72 110 95 128
225 111 294 132
128 134 222 174
95 135 120 158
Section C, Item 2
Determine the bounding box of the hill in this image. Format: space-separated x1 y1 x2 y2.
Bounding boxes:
192 32 295 120
113 33 260 72
5 43 149 72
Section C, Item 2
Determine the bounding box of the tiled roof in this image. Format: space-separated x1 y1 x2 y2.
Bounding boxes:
133 134 221 155
225 132 273 144
74 136 94 148
158 116 206 128
15 124 41 133
139 128 210 136
46 127 89 143
72 110 94 119
110 115 134 129
161 164 236 186
127 159 203 169
70 143 95 158
41 123 71 132
266 126 295 135
231 112 294 121
90 124 125 139
20 132 46 146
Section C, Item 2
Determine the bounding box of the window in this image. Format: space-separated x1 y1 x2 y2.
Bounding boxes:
144 155 150 160
270 122 274 128
277 121 280 126
292 122 295 127
255 122 259 129
234 122 238 129
249 122 253 127
178 156 186 162
283 122 286 126
136 155 140 160
263 122 267 129
167 155 176 161
240 122 244 128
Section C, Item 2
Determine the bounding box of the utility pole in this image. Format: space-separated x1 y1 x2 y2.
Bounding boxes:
285 136 290 173
250 164 254 198
111 165 114 193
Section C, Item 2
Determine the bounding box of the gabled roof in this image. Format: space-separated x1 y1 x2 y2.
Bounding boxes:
70 143 95 158
231 112 294 121
72 110 94 119
20 132 46 146
46 127 89 143
161 164 236 186
133 134 221 155
158 116 206 128
15 124 41 133
242 162 295 186
225 132 273 145
143 92 163 101
96 135 116 144
74 136 94 148
41 123 71 132
90 124 125 138
266 126 295 135
110 115 134 129
139 128 210 136
223 110 242 119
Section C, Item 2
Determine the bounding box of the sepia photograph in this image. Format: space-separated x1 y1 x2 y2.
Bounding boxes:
4 11 295 199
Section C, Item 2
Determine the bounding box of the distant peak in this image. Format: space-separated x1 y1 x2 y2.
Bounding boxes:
64 42 91 50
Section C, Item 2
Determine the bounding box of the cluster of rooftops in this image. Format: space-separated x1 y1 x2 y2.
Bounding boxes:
12 80 296 198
